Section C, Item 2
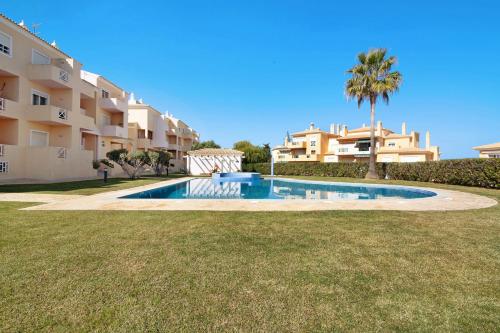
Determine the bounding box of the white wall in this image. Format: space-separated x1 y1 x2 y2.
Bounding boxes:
187 155 242 175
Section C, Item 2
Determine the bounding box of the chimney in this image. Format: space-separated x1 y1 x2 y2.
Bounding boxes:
336 124 341 135
377 121 382 134
50 41 58 49
401 122 407 135
309 122 314 131
426 131 431 149
330 123 336 134
128 92 136 104
19 20 28 30
340 125 347 136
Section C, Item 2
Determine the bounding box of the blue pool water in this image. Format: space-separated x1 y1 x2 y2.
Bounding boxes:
121 178 436 200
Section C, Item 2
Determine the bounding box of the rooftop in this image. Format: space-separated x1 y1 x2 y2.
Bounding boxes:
187 148 244 156
473 142 500 151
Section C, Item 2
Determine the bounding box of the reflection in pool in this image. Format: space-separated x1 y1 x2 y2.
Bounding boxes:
121 178 436 200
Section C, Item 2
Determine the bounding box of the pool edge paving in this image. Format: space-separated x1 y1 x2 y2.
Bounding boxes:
18 177 498 211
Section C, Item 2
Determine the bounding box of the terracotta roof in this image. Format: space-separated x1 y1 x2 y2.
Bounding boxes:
0 13 72 59
473 142 500 151
188 148 244 156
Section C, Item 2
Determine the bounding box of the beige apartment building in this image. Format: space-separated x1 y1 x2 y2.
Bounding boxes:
273 122 440 163
473 142 500 158
128 96 199 172
0 14 198 181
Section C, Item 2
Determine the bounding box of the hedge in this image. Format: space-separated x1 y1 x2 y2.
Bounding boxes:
243 159 500 189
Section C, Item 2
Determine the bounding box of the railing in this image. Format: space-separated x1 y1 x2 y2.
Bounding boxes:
0 97 4 111
57 108 68 120
59 69 69 82
56 147 67 159
0 161 8 173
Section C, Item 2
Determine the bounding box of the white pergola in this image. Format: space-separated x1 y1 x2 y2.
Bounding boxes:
186 148 244 175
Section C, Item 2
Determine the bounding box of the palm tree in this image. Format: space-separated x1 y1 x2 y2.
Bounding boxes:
345 48 402 179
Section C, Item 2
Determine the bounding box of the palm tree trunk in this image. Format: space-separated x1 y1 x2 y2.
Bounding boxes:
365 100 379 179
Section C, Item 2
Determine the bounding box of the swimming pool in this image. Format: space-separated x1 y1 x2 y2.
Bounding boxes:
121 178 437 200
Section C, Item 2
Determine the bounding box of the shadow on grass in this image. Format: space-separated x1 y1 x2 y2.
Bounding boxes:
0 174 186 194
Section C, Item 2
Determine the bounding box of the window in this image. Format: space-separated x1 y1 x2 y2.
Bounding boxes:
32 49 50 64
102 114 111 126
30 130 49 147
138 129 146 139
0 161 8 173
488 154 500 158
310 141 316 146
311 150 316 155
147 130 153 140
0 31 12 57
101 89 110 98
388 142 396 147
32 90 49 105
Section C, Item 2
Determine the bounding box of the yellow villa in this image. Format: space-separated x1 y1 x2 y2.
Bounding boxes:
0 14 198 181
272 122 440 163
472 142 500 158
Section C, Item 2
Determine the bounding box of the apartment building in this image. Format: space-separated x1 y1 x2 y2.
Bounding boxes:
272 121 440 163
80 71 129 159
472 142 500 158
0 15 104 181
0 14 198 181
128 96 199 172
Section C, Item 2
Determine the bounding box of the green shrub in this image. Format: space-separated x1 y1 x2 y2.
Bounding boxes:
385 159 499 188
243 159 500 188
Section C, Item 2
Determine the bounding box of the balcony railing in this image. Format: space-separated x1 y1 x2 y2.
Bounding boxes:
27 62 72 88
100 97 127 113
27 105 71 125
56 147 67 159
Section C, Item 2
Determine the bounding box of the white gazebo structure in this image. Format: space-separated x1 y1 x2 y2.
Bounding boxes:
186 148 244 175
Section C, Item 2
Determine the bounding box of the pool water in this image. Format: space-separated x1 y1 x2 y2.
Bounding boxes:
122 178 436 200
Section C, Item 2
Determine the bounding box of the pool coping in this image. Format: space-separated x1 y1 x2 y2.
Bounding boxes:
21 176 497 211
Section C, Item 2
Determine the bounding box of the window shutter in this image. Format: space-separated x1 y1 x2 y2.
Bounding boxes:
30 131 49 147
32 50 50 64
0 32 10 47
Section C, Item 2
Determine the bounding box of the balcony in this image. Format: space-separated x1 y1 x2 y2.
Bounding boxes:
286 141 306 149
291 154 320 162
101 125 128 138
0 97 22 119
78 109 97 132
27 63 72 89
337 146 372 156
100 98 127 113
26 105 71 126
137 138 152 149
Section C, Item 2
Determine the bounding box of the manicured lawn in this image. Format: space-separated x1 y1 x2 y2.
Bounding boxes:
0 179 499 331
0 174 184 196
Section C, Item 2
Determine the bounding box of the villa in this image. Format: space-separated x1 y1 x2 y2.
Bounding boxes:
0 14 198 181
473 142 500 158
272 122 440 163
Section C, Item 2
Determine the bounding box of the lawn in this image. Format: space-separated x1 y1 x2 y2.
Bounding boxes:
0 174 184 196
0 178 499 332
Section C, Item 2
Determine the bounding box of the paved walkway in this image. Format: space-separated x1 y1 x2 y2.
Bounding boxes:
0 193 83 203
11 178 496 212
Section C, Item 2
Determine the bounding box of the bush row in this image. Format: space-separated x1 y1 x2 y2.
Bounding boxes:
243 159 500 189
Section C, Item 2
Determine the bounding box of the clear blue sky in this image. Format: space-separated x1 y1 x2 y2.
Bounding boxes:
4 0 499 158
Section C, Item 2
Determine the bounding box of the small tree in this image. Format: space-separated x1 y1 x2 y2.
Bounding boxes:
148 150 173 176
192 140 221 150
106 149 149 179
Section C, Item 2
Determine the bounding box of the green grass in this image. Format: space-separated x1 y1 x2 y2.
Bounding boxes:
0 179 499 332
0 174 185 195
